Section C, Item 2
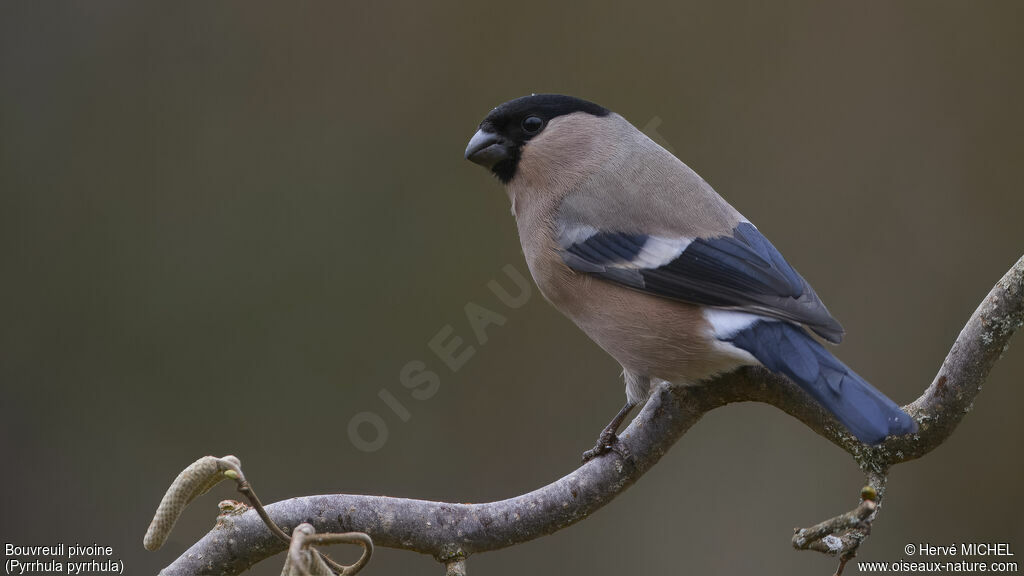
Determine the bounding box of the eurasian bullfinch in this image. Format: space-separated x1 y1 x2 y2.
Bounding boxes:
464 94 916 459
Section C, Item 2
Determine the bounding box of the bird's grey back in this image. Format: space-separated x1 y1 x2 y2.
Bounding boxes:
558 115 744 239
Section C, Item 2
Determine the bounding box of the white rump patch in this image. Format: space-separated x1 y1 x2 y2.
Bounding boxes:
703 309 767 339
703 309 767 367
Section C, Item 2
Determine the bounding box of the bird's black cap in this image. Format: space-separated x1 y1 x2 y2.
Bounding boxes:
479 94 610 133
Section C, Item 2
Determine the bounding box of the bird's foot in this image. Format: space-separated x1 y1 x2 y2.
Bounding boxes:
581 429 627 463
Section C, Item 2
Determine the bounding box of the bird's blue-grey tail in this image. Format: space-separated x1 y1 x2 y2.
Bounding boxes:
724 319 917 444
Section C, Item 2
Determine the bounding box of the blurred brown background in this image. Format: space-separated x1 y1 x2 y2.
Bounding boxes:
2 2 1022 575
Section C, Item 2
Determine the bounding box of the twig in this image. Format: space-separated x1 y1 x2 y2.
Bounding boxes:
284 524 373 576
793 498 876 552
445 559 467 576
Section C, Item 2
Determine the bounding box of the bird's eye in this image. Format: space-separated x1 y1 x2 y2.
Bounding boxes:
521 115 544 134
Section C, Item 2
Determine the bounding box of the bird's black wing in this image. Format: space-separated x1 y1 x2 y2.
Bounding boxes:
557 219 845 343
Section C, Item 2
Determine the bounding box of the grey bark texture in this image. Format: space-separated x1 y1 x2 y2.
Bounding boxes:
158 255 1024 576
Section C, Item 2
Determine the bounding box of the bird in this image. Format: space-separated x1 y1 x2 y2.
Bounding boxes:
464 94 916 460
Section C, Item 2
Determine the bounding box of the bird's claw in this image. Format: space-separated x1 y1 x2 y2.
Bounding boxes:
581 430 621 463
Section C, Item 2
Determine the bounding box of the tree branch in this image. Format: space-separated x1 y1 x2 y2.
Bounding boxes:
157 255 1024 576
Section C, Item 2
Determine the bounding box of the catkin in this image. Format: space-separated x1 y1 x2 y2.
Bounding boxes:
143 455 241 551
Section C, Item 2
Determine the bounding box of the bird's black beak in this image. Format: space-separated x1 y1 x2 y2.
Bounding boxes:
464 129 510 169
